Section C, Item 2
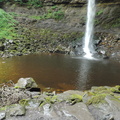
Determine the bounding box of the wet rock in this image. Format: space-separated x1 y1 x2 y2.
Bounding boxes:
90 86 111 93
94 40 102 46
88 104 114 120
88 95 120 120
50 102 94 120
57 90 84 101
82 92 93 104
105 95 120 120
0 112 6 120
43 104 51 116
25 99 41 109
103 55 109 59
8 104 26 116
15 77 38 89
70 40 84 56
63 102 94 120
0 43 5 51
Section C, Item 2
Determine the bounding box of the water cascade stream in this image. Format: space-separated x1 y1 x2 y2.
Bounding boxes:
83 0 96 58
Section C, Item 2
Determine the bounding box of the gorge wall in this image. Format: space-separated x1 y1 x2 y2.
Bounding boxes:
1 0 120 60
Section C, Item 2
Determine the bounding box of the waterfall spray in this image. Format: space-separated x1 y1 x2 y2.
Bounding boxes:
83 0 96 58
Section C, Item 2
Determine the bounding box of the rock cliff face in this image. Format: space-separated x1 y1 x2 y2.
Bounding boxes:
1 0 120 60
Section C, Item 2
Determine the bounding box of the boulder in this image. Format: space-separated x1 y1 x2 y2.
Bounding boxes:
105 95 120 120
62 102 94 120
50 102 94 120
57 90 84 102
0 112 6 120
8 104 26 116
88 95 120 120
25 99 41 109
15 77 38 89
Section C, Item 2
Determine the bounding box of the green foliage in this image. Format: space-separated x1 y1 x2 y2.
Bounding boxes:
13 0 43 7
40 95 58 107
67 94 83 105
87 93 107 105
14 0 23 5
0 106 7 111
0 9 17 39
29 6 64 20
104 18 120 29
96 10 103 16
0 0 4 2
9 12 19 17
110 85 120 93
19 99 29 106
111 18 120 28
27 0 43 8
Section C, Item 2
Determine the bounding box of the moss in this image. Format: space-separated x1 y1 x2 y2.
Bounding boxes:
40 95 58 107
114 95 120 101
92 86 109 92
110 85 120 93
70 94 82 101
19 99 29 106
67 94 82 105
29 7 64 20
85 86 120 105
45 95 58 104
0 106 7 111
14 86 20 89
87 93 107 105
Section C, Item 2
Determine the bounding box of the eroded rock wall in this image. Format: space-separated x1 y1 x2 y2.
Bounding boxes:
1 0 120 60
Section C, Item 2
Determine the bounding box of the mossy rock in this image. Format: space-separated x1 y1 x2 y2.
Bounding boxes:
87 93 108 105
91 86 110 93
110 85 120 93
67 94 83 105
40 95 58 107
15 77 38 88
19 99 29 106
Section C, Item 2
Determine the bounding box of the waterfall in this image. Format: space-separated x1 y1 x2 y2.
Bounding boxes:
83 0 96 58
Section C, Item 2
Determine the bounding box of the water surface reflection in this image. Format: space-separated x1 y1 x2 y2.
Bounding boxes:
0 54 120 91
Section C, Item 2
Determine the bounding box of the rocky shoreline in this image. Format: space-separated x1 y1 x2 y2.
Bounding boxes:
0 77 120 120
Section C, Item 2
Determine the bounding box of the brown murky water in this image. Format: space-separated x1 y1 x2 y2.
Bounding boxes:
0 53 120 91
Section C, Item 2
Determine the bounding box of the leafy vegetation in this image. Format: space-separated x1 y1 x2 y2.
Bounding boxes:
29 6 64 20
0 9 17 39
87 93 107 105
67 94 83 105
1 0 43 8
103 18 120 29
96 9 103 16
27 0 43 8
